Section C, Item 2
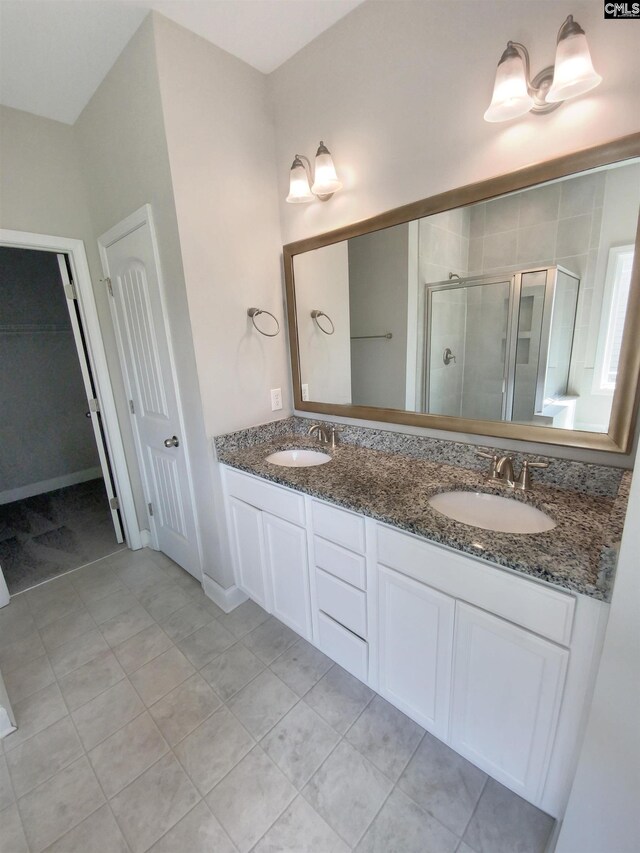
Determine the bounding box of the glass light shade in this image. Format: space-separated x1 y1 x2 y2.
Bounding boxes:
311 143 342 196
546 31 602 103
286 157 314 203
484 49 534 123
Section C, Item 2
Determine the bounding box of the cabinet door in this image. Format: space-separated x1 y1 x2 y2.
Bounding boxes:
263 513 311 640
451 602 568 802
378 566 455 738
228 498 269 609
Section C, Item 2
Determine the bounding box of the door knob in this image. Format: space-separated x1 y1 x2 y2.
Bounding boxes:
164 436 180 448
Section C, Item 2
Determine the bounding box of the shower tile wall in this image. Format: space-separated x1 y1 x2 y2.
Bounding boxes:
419 209 470 414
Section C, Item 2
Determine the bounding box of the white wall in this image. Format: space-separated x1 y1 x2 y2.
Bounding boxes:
556 459 640 852
0 104 146 518
269 0 640 464
75 15 224 583
294 242 351 404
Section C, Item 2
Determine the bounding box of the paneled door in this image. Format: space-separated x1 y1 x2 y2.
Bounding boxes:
99 206 201 578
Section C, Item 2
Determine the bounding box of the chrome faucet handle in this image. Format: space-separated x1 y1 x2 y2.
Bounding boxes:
476 450 500 479
495 455 516 486
515 459 549 491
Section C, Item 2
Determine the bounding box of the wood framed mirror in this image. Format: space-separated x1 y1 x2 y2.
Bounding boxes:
284 133 640 453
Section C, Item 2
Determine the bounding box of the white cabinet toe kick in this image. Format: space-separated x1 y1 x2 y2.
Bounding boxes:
221 465 609 819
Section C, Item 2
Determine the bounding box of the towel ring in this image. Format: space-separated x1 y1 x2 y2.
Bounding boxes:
311 309 335 335
247 308 280 337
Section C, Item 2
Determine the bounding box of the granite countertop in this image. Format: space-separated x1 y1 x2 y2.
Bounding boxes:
217 434 629 602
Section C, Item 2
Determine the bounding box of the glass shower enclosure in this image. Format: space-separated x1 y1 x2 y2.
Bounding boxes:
424 266 580 424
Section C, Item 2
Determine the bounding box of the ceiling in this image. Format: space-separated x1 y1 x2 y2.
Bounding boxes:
0 0 363 125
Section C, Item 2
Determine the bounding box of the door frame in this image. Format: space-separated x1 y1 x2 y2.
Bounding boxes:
98 204 203 575
0 228 142 549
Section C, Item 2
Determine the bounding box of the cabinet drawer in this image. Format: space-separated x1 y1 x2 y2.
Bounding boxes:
312 500 365 554
314 537 366 590
224 468 305 526
316 568 367 638
317 611 368 682
378 525 575 646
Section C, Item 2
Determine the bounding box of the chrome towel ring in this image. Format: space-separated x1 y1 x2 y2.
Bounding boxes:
311 309 335 335
247 307 280 337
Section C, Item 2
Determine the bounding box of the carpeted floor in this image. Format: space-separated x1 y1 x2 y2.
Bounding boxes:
0 478 126 594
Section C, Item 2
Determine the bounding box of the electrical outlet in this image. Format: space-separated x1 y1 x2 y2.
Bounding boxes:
270 388 283 411
302 384 309 401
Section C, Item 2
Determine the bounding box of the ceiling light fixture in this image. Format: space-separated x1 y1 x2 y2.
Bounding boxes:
484 14 602 123
286 141 342 203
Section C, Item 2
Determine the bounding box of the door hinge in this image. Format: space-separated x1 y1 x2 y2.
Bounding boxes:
88 398 100 413
129 399 135 414
105 277 113 296
63 278 77 301
109 496 120 510
148 502 154 517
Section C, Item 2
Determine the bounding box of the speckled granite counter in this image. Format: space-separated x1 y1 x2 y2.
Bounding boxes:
215 423 631 602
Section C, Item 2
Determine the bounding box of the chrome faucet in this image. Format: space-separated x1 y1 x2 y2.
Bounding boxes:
476 450 549 491
308 423 330 445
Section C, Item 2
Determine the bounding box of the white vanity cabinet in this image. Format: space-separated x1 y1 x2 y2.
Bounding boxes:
220 466 608 818
224 469 312 640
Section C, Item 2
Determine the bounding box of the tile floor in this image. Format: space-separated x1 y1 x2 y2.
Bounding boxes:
0 548 555 853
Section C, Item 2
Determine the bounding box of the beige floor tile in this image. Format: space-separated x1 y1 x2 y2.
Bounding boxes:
217 599 270 638
58 649 125 711
39 609 96 652
3 683 68 752
73 572 126 606
228 670 297 740
242 617 299 665
304 666 373 735
148 801 236 853
113 623 173 674
86 589 137 625
17 756 105 853
0 803 29 853
0 755 14 811
88 712 168 798
207 746 295 852
110 753 200 853
174 706 254 795
139 583 193 622
4 655 56 704
48 629 109 678
99 604 155 647
0 597 36 645
270 638 333 697
200 642 264 701
129 646 195 706
0 630 46 674
176 620 235 669
356 788 458 853
7 717 82 798
42 803 129 853
160 602 214 643
72 678 145 750
254 795 349 853
28 581 84 629
149 673 221 746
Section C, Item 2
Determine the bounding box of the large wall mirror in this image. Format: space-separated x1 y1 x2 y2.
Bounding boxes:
284 135 640 453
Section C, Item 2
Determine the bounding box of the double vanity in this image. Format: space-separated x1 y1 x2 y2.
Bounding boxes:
215 416 629 820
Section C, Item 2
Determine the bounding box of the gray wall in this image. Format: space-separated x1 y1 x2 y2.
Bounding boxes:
0 248 99 497
349 225 409 409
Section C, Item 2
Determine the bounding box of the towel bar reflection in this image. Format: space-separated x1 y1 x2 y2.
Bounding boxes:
351 332 393 340
247 308 280 337
311 310 335 335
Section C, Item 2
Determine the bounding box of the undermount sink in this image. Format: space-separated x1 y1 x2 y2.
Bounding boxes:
429 491 556 534
265 448 332 467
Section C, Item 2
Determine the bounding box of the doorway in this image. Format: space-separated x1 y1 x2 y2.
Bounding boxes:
0 230 140 594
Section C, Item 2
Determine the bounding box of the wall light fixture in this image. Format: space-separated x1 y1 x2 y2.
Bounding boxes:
286 141 342 203
484 14 602 123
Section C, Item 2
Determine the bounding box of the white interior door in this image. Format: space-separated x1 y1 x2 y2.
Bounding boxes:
56 254 124 543
99 207 201 578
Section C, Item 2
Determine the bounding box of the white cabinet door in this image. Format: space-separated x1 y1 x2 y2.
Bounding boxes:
228 498 269 610
263 513 311 640
451 602 568 802
378 566 455 738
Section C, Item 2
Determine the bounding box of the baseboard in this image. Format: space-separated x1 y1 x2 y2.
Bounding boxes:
0 707 16 740
0 467 103 505
202 574 248 614
139 529 152 548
